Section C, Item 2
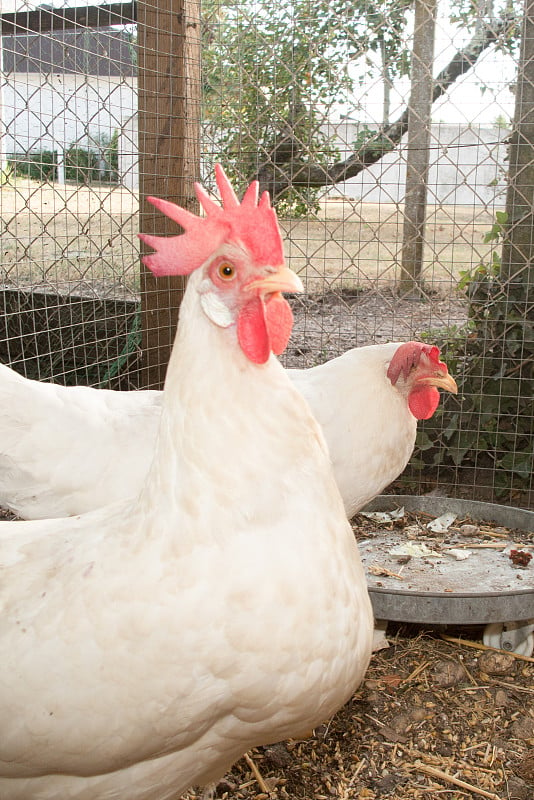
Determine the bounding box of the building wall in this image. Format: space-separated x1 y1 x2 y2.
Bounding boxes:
325 121 508 207
2 71 136 168
1 69 508 206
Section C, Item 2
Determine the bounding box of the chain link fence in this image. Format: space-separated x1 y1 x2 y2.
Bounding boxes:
0 0 532 506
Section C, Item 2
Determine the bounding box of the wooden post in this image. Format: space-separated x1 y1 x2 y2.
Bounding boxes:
0 26 4 182
399 0 437 297
137 0 201 389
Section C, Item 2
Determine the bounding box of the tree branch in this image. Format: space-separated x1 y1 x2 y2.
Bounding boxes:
256 13 516 199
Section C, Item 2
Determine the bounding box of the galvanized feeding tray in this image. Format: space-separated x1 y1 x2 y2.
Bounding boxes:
356 495 534 656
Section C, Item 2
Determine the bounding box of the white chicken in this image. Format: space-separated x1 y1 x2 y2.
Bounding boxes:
0 166 374 800
0 341 456 521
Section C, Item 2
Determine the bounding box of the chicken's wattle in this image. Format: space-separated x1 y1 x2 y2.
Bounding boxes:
237 294 294 364
407 384 441 420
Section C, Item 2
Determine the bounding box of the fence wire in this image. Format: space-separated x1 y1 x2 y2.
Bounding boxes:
0 0 532 506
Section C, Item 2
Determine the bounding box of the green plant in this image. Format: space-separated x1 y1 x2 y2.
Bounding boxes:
104 130 119 179
0 161 14 185
65 146 99 183
9 150 58 181
414 213 533 501
274 187 321 217
63 133 119 184
457 211 507 291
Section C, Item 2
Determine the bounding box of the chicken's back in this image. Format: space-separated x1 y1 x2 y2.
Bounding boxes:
0 364 162 518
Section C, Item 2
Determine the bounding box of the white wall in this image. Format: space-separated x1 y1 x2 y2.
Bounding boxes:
3 71 137 171
325 121 508 206
1 69 509 205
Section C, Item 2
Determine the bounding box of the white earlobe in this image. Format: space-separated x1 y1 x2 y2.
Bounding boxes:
200 289 234 328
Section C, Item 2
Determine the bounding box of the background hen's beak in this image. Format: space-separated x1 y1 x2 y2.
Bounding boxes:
246 266 304 295
419 373 458 393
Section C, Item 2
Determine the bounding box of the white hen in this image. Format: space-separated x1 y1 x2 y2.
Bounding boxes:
291 340 457 517
0 341 456 520
0 166 374 800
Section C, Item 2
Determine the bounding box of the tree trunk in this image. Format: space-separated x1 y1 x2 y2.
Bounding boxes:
460 0 534 500
500 0 534 294
379 34 392 126
399 0 437 296
256 12 513 199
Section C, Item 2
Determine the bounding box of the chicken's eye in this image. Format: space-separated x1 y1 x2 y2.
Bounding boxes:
217 262 236 281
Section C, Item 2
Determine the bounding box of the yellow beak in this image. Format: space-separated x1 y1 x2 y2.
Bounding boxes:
246 266 304 295
418 373 458 394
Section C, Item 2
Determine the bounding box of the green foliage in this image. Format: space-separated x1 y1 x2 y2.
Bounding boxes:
274 187 321 217
9 150 58 181
105 129 119 176
494 114 511 129
66 132 119 184
0 161 14 185
65 146 98 183
202 0 412 212
199 0 522 213
352 126 395 159
448 0 522 54
8 132 119 186
415 214 533 501
457 211 507 290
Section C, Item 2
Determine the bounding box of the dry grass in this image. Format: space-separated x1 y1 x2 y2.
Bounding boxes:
287 199 497 294
1 181 498 296
1 180 140 294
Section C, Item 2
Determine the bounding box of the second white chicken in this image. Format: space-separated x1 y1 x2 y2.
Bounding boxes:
0 341 456 520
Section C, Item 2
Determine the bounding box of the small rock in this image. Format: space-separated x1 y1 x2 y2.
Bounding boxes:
207 778 236 798
478 650 516 676
506 776 531 799
512 716 534 742
375 774 405 794
390 713 411 734
494 688 508 707
262 742 293 768
459 523 479 537
514 749 534 783
409 707 428 722
431 659 467 688
377 723 408 744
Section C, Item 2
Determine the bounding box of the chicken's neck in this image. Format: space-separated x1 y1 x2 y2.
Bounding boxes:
135 271 328 537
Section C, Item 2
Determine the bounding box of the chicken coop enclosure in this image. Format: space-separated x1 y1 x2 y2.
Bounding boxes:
0 0 532 507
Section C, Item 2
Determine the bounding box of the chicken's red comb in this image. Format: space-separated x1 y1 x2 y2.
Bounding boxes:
387 341 444 384
138 164 285 276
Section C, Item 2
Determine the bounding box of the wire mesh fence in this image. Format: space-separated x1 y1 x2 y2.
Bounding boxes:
0 0 532 507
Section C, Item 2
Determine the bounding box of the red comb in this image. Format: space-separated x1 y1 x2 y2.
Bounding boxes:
138 164 284 276
387 342 443 384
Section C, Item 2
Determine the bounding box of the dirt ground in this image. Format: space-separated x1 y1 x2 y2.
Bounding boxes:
285 288 469 367
197 631 533 800
1 180 497 295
